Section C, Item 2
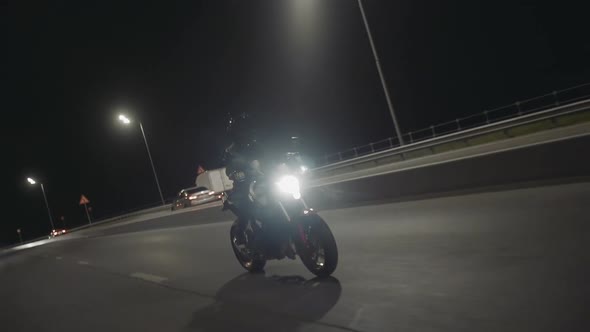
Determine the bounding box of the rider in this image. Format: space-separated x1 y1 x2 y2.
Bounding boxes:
222 112 295 259
222 112 264 225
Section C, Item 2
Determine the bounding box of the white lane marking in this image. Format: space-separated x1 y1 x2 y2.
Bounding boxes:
130 272 168 283
77 260 90 265
350 305 365 328
55 256 62 260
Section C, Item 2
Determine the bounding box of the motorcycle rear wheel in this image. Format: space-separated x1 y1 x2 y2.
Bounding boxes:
230 222 266 272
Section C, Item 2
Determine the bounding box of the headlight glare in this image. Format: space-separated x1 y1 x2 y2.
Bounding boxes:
276 175 301 199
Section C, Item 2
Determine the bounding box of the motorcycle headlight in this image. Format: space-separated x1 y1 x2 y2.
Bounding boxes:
276 175 301 199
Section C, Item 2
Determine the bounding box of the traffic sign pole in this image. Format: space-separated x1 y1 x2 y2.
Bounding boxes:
84 204 91 224
79 195 92 224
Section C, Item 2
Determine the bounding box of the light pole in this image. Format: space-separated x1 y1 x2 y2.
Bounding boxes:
357 0 405 145
16 229 23 243
118 114 165 205
27 177 55 231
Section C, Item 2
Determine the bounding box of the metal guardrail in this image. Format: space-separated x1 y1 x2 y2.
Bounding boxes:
312 97 590 175
317 83 590 166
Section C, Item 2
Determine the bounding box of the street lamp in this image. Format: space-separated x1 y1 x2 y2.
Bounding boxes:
118 114 165 205
26 177 55 231
118 114 131 124
357 0 405 145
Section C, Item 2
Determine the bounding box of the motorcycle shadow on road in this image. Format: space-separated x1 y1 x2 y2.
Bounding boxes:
187 273 342 331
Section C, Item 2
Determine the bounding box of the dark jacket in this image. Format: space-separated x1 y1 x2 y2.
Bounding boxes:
223 141 265 183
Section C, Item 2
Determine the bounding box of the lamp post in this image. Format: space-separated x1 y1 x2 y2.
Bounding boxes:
118 114 165 205
357 0 405 145
27 177 55 231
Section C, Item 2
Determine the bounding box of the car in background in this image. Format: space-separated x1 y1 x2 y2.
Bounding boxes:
49 229 67 238
171 186 222 211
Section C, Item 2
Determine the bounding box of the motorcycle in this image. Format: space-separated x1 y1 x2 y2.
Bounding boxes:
223 157 338 277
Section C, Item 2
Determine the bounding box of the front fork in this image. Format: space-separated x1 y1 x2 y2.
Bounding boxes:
277 199 313 246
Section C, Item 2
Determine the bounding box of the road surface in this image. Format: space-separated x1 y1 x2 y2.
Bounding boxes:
1 181 589 331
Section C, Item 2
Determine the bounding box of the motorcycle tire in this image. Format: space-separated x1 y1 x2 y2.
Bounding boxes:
294 214 338 277
230 222 266 272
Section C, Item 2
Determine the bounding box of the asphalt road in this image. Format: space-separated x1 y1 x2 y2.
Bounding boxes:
1 181 589 331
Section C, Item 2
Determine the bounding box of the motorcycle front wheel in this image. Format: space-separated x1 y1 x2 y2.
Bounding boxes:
294 214 338 277
230 221 266 272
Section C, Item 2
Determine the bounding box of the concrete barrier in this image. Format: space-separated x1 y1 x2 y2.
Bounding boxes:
67 204 172 232
1 204 172 251
304 133 590 210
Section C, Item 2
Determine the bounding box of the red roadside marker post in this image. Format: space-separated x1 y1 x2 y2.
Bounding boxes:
79 195 92 224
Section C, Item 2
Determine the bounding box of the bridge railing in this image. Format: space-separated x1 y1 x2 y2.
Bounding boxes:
318 83 590 166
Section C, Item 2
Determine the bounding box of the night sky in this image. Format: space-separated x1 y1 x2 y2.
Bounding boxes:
3 0 589 245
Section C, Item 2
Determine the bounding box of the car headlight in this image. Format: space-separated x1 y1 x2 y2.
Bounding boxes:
276 175 301 199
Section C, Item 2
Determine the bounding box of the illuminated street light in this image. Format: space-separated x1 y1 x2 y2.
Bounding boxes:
117 113 165 205
118 114 131 125
26 177 55 231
